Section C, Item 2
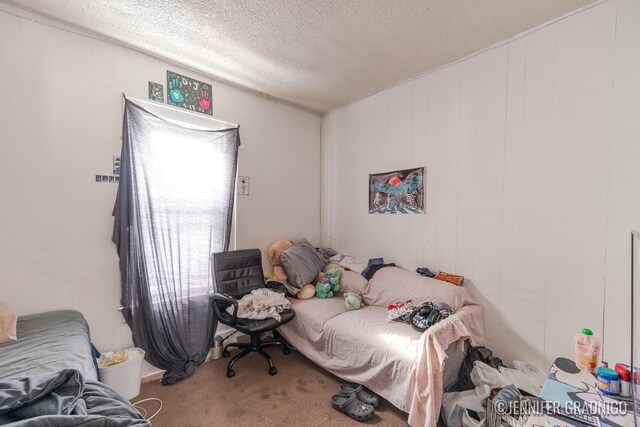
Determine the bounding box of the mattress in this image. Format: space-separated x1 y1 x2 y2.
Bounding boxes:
0 310 98 381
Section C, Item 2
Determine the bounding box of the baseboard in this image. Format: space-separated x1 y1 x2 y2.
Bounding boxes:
141 370 165 384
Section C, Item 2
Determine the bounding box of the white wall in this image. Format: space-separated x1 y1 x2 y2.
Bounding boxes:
321 0 640 370
0 9 321 371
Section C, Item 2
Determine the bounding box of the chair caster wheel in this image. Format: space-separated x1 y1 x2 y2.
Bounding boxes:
226 369 235 378
223 350 230 358
269 367 278 376
282 347 291 355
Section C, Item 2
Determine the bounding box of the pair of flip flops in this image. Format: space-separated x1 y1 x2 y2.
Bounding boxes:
331 384 380 422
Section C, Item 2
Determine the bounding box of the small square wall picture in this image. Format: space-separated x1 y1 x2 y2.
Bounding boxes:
369 167 424 214
148 81 164 103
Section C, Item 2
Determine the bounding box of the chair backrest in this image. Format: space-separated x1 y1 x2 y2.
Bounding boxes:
212 249 266 298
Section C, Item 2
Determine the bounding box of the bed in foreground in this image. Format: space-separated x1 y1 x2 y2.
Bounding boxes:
0 310 149 426
278 266 485 427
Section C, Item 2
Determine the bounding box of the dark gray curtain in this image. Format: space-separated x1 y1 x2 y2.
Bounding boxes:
112 99 240 385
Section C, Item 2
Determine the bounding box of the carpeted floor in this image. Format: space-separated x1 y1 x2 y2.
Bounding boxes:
134 349 409 426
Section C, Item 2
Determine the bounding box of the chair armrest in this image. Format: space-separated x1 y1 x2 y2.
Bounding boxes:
212 292 239 324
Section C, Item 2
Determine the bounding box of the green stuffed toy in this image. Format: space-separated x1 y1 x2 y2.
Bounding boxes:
315 267 342 298
344 291 362 310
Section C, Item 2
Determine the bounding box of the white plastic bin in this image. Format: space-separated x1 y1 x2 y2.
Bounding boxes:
98 348 145 400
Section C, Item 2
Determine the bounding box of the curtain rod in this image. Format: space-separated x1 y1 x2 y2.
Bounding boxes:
123 94 239 129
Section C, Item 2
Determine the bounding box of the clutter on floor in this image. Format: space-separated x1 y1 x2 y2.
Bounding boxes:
447 346 506 392
442 346 545 427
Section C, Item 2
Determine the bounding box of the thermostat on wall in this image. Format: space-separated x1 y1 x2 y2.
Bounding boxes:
238 176 250 195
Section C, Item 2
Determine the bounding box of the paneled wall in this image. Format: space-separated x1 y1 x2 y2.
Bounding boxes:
321 0 640 369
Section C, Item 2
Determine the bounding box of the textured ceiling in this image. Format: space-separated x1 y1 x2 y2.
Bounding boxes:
5 0 595 114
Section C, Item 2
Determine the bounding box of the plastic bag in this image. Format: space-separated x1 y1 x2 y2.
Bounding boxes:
513 360 547 387
470 361 510 389
448 346 505 392
442 384 491 427
442 361 545 426
498 363 544 397
471 360 544 396
98 351 129 368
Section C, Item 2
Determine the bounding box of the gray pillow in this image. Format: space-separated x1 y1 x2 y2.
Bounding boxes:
280 238 327 293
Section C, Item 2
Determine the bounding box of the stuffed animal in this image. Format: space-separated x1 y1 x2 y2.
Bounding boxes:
297 283 316 300
315 267 342 298
344 291 362 310
267 240 293 282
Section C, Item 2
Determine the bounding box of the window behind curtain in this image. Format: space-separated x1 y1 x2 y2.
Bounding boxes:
138 124 229 301
113 99 240 384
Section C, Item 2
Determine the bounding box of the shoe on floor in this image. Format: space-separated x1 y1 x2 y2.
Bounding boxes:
339 383 380 408
330 393 375 422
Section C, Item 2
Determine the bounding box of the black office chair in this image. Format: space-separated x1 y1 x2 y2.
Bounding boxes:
211 249 295 378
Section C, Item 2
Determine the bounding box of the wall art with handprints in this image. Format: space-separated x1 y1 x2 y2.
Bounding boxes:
369 167 424 214
166 70 213 115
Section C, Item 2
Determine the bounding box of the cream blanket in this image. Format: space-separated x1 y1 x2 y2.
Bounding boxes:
226 288 291 321
279 267 484 427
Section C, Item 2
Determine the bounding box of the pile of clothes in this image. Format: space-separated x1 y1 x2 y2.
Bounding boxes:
226 288 291 321
442 346 546 426
387 300 454 332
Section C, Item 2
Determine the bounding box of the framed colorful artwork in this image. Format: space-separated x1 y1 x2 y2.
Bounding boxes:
369 167 424 214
